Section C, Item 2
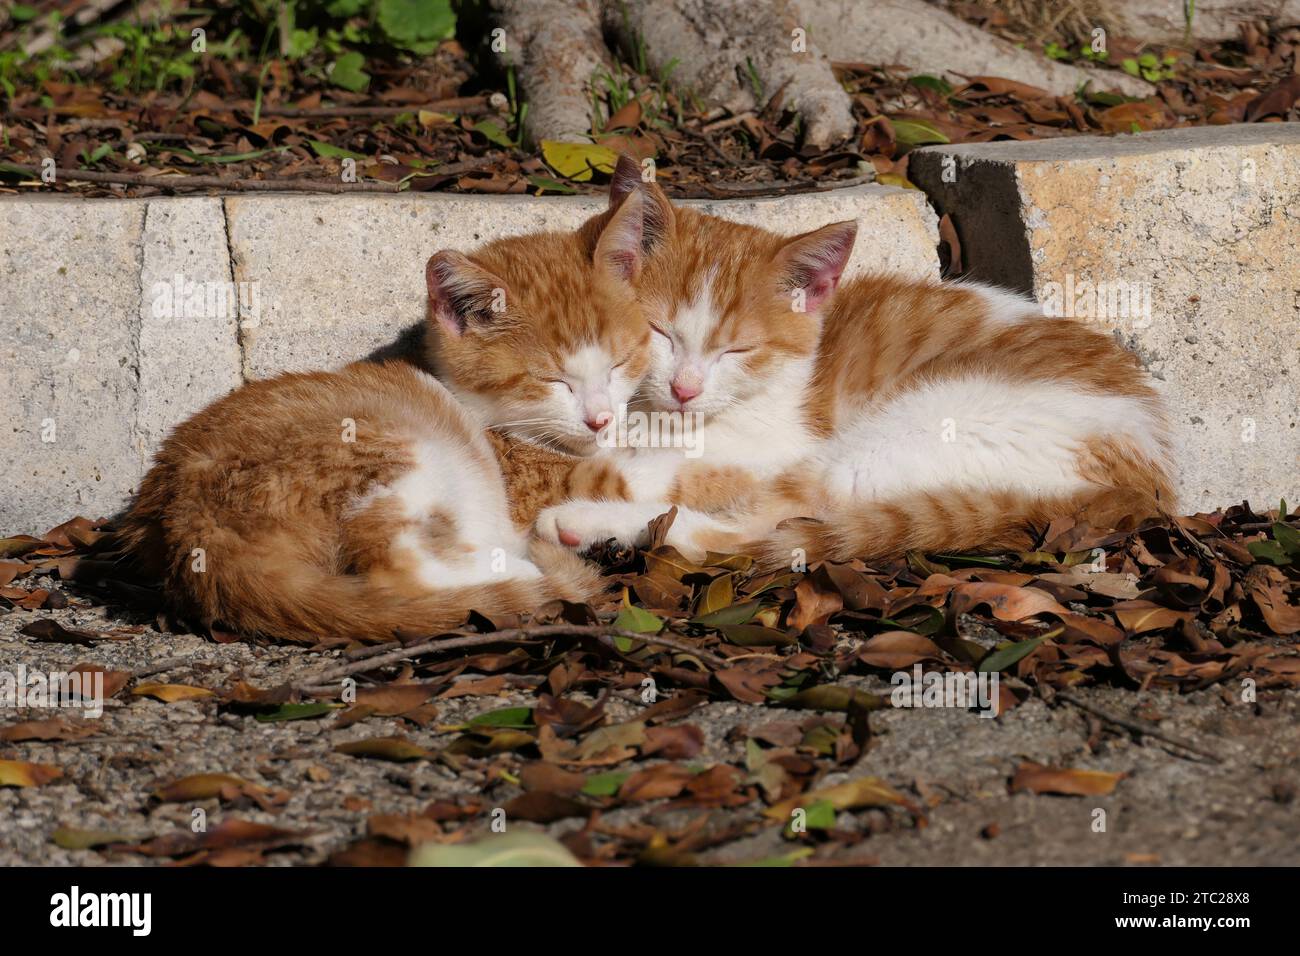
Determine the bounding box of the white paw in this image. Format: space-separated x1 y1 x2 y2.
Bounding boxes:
535 501 661 552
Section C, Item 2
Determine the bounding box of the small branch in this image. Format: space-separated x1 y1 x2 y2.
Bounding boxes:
8 96 495 121
678 126 741 168
296 623 726 694
4 164 405 193
701 112 755 134
682 174 872 199
1056 691 1223 763
130 655 200 679
259 96 494 118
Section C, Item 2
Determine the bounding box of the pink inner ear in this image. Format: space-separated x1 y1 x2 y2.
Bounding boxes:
803 271 841 312
608 249 638 280
784 223 856 313
600 191 645 280
425 255 464 335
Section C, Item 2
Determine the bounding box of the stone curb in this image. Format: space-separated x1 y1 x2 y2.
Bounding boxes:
1 185 937 532
914 124 1300 513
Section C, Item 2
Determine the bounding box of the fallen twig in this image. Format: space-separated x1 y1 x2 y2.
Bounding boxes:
259 96 494 118
3 155 503 193
297 623 726 694
1056 691 1223 763
678 125 742 168
701 112 755 134
3 164 406 193
682 174 873 199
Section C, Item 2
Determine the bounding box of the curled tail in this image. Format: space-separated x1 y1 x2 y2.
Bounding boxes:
748 485 1160 570
124 522 604 644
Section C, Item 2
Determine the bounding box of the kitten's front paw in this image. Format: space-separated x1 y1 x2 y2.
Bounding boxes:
535 501 656 555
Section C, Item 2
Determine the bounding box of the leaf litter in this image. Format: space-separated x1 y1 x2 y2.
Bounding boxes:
1 8 1296 200
0 498 1297 864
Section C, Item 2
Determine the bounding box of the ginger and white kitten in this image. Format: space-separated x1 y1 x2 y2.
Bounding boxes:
118 191 654 643
533 160 852 547
537 161 1174 566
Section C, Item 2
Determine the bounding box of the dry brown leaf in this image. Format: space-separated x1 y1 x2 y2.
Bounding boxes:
0 759 62 788
1010 763 1125 796
132 683 217 703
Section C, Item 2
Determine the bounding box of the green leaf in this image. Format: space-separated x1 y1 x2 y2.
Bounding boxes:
879 605 945 635
308 139 366 161
409 831 580 867
526 174 577 194
170 146 290 164
890 118 949 148
377 0 456 51
615 604 665 635
1271 522 1300 557
10 4 38 22
467 705 534 729
781 799 839 836
329 51 370 92
803 800 837 830
1085 89 1129 107
472 119 515 148
907 74 954 95
581 770 629 796
781 685 886 711
286 28 319 60
1248 539 1292 566
978 631 1054 673
690 599 760 628
254 701 339 722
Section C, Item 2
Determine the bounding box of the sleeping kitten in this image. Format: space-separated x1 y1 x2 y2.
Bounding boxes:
533 159 852 545
536 162 1174 566
118 190 653 643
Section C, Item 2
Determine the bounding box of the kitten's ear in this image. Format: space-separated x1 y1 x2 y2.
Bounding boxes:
609 154 643 208
598 155 676 278
425 251 509 337
772 220 858 313
594 187 647 282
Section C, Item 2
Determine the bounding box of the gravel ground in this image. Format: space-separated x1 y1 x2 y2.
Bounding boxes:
3 577 1297 867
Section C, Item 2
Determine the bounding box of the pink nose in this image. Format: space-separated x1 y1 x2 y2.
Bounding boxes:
671 380 701 404
585 412 612 432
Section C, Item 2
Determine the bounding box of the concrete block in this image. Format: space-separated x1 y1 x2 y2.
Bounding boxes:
1 199 146 534
0 197 242 534
137 198 242 452
913 125 1300 511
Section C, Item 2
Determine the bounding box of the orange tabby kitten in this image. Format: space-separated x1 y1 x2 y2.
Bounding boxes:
537 160 1174 566
118 190 654 643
